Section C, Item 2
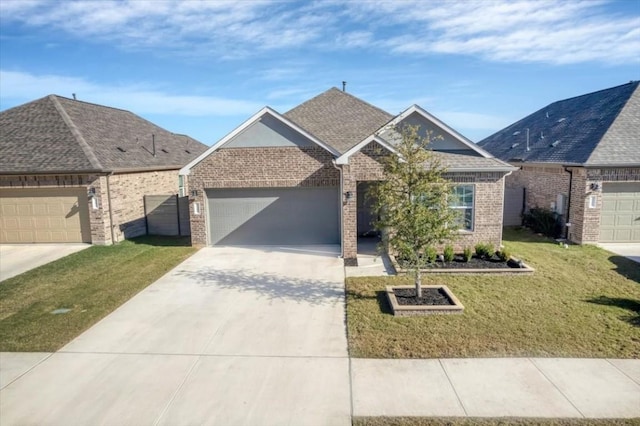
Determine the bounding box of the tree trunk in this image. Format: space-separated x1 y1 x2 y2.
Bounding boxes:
415 268 422 298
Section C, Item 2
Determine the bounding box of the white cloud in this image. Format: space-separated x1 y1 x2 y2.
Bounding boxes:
1 0 638 64
0 70 262 116
349 0 640 65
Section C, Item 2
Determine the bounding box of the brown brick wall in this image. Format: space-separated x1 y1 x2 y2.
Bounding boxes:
107 170 179 243
506 165 640 244
0 170 179 245
188 146 340 246
341 141 508 261
507 165 570 212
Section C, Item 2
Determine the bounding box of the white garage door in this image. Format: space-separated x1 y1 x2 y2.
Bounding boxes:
599 182 640 243
207 187 339 245
0 188 91 243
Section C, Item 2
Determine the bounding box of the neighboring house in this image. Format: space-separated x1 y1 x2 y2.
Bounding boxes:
180 88 515 264
0 95 207 244
479 81 640 244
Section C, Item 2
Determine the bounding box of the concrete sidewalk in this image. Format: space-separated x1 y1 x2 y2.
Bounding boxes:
3 353 639 422
352 358 640 419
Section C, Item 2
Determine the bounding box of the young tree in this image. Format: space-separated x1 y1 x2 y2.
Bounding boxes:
371 125 459 298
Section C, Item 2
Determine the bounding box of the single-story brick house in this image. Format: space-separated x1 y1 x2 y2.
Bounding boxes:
479 81 640 244
0 95 207 244
180 88 516 264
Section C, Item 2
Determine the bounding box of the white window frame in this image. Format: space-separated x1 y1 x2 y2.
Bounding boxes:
450 184 475 232
178 175 185 197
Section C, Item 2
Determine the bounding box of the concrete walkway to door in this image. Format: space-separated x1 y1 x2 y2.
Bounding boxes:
0 246 351 426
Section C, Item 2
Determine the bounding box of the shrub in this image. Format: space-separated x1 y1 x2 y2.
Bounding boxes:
522 207 562 238
463 247 473 262
496 249 511 262
475 243 494 259
425 246 437 263
443 245 455 263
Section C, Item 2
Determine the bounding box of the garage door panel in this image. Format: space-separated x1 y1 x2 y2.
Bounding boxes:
0 189 91 243
207 187 339 246
599 182 640 243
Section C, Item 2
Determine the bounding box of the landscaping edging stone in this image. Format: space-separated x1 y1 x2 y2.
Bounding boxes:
386 285 464 316
388 254 535 275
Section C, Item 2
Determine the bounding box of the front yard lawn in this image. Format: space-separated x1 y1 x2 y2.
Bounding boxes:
0 236 197 352
354 417 639 426
347 228 640 358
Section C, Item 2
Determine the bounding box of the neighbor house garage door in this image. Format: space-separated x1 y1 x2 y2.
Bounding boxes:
206 187 339 245
599 182 640 243
0 188 91 243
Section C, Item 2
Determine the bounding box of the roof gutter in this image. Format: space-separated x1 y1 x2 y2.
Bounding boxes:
446 166 519 173
0 165 183 176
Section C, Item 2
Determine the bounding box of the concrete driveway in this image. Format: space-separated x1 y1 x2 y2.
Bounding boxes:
0 246 350 425
0 243 90 282
598 243 640 263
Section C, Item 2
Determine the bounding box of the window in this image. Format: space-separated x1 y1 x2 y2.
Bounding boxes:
450 185 474 231
178 175 185 197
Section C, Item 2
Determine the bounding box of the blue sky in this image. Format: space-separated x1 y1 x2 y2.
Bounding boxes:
1 0 638 146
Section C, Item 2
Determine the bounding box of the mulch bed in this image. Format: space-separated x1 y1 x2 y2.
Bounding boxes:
393 287 454 306
397 254 522 270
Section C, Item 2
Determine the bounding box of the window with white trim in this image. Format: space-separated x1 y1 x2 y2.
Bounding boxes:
450 185 474 231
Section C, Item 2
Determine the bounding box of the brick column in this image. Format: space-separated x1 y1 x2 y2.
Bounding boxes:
342 165 358 265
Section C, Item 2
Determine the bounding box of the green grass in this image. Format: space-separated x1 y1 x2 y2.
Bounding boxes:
0 236 197 352
354 417 640 426
347 228 640 358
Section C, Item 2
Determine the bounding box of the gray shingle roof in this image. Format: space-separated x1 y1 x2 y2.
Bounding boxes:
434 150 514 171
0 95 207 174
284 87 393 154
478 81 640 166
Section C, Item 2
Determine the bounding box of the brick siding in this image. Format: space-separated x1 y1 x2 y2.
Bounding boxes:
188 147 340 246
506 165 640 244
1 170 180 245
107 170 179 243
187 142 509 260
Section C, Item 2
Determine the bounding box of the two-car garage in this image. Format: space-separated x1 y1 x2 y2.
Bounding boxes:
0 188 91 243
206 187 339 246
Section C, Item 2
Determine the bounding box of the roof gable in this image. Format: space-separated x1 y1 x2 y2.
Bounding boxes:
337 104 499 166
180 107 340 175
284 87 393 154
479 81 640 166
0 95 207 174
379 105 493 158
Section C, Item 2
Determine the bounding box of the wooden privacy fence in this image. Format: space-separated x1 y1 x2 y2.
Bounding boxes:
144 195 191 236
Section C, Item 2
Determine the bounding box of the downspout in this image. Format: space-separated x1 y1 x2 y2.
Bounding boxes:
105 172 116 244
331 159 344 259
500 170 514 244
563 166 573 240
